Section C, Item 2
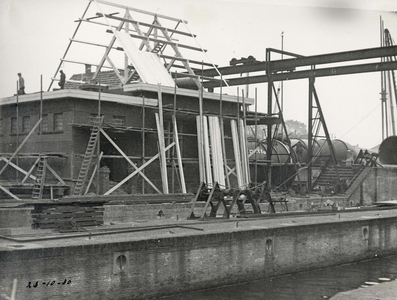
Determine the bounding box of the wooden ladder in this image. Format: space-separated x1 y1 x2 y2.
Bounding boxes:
32 156 47 200
73 117 103 196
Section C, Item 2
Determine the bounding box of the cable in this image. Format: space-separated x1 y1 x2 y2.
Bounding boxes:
339 103 381 140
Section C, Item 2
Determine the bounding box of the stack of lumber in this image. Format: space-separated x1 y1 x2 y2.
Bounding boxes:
196 116 227 188
63 193 194 205
31 200 106 231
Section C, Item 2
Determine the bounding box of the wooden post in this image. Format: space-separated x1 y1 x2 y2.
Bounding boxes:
196 116 205 183
96 79 101 195
254 88 258 185
240 90 248 187
10 278 17 300
199 81 205 183
266 49 273 188
231 120 243 188
40 75 43 154
172 72 177 193
142 96 146 193
156 113 169 194
16 81 19 181
219 75 231 188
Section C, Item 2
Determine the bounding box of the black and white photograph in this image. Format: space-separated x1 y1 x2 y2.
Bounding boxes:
1 0 397 299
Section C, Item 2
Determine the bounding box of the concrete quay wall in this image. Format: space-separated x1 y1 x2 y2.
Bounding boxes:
1 214 397 299
350 166 397 205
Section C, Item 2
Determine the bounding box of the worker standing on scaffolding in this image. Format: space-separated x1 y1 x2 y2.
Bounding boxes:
17 73 25 94
59 70 66 89
296 142 303 164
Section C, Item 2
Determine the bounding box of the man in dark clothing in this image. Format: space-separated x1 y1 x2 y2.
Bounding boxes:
17 73 25 94
59 70 66 89
296 142 304 163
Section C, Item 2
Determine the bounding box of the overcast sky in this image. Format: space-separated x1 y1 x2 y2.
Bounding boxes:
1 0 397 149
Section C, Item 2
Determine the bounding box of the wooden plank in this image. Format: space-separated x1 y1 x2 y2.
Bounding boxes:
202 116 213 187
0 157 37 181
45 163 66 185
215 117 226 187
0 118 42 176
100 128 162 194
208 117 219 184
156 84 169 194
85 152 103 195
172 115 186 193
99 13 194 37
155 113 169 194
103 142 174 195
0 184 21 201
107 28 207 58
239 119 250 188
231 120 243 189
32 212 104 220
22 156 41 183
95 0 187 23
196 116 205 183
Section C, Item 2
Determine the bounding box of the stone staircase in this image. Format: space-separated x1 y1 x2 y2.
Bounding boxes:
314 165 368 193
314 163 375 197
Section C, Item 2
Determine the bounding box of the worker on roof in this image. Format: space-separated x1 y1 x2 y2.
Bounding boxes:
59 70 66 89
17 73 25 95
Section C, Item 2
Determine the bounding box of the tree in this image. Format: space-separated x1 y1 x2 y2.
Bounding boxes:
284 120 308 138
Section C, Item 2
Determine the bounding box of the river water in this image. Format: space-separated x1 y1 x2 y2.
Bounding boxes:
163 254 397 300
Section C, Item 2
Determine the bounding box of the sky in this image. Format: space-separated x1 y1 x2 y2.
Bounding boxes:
1 0 397 149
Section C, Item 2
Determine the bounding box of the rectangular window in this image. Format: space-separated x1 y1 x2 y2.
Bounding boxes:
22 116 30 133
90 113 103 125
54 113 63 131
11 117 17 134
42 114 49 132
113 115 126 126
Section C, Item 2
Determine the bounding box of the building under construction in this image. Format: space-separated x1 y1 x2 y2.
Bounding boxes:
2 2 397 300
0 0 397 208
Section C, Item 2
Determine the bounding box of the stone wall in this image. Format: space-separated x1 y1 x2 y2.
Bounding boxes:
349 166 397 205
1 215 397 299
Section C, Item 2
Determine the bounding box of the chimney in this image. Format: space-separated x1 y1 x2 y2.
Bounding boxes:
85 64 92 75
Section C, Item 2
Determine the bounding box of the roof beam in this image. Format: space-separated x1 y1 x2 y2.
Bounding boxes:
97 13 195 37
160 54 214 67
106 29 206 52
94 0 187 23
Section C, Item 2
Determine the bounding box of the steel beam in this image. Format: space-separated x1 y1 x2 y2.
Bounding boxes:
203 60 397 88
197 46 397 77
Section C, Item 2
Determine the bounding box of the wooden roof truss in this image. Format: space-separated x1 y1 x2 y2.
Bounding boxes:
49 0 216 91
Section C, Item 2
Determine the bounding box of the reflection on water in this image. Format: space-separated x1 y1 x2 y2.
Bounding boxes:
163 255 397 300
